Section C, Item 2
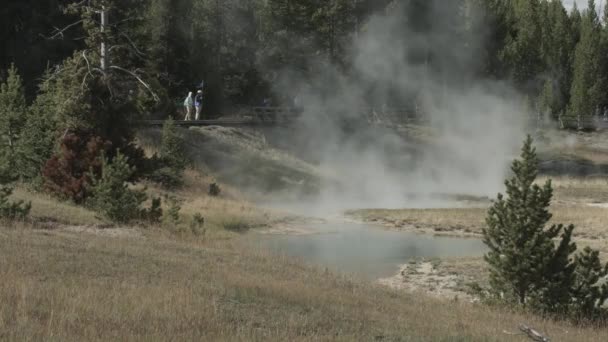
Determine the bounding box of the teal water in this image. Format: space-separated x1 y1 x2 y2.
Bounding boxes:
253 222 487 280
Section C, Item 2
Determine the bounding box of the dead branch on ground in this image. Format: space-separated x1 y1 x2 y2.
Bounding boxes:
503 324 551 342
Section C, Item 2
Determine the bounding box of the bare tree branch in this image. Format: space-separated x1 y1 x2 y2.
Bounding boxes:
81 72 91 91
44 20 85 40
81 50 105 89
108 66 160 102
40 65 64 83
107 45 144 61
69 0 89 8
109 17 142 27
119 32 146 57
82 50 95 77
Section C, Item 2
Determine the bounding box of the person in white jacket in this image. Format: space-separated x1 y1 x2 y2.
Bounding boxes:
183 92 194 120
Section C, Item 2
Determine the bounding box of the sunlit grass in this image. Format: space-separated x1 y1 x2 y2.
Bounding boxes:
10 187 102 226
0 228 606 341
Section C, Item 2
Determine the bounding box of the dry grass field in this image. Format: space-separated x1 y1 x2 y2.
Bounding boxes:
2 224 608 341
349 176 608 243
3 127 608 340
2 170 607 340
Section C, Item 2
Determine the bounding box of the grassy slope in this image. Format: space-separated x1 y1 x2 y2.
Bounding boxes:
3 127 608 339
1 227 607 341
137 127 322 199
1 174 607 340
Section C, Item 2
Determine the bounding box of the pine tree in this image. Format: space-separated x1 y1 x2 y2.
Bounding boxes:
148 117 188 188
483 136 577 307
44 0 161 145
597 5 608 110
160 118 187 172
143 0 187 91
89 151 147 223
0 64 27 177
14 69 59 181
570 3 582 43
540 0 575 118
260 0 320 74
502 0 543 92
312 0 357 65
568 0 601 119
468 0 512 79
570 247 608 320
539 79 555 118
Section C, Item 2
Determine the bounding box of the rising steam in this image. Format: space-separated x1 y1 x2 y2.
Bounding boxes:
263 2 528 214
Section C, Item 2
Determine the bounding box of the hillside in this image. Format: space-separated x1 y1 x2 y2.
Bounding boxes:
2 225 608 341
4 126 608 340
138 126 323 201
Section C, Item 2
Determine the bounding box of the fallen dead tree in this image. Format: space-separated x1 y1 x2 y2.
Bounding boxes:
503 324 551 342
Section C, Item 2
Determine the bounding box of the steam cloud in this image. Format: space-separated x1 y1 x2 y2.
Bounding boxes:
264 2 527 214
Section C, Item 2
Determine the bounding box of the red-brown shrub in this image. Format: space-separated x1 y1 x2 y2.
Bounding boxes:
42 132 111 203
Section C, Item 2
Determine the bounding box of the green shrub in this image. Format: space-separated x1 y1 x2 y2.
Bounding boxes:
222 218 250 232
162 195 182 227
209 182 221 197
149 166 183 189
0 186 31 220
141 197 163 224
89 152 147 223
570 247 608 321
190 213 206 236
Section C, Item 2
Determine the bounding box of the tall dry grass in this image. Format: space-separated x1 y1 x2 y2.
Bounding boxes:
1 227 607 341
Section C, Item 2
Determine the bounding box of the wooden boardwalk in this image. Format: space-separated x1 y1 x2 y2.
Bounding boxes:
143 107 302 127
557 114 608 130
142 106 420 128
144 106 608 132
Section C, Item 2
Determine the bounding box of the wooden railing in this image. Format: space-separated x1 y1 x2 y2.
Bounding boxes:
142 106 422 127
558 114 608 130
249 107 301 123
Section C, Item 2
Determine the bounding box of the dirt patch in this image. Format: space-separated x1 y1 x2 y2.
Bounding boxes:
254 217 327 235
255 224 318 235
347 211 485 238
378 260 475 301
60 225 143 239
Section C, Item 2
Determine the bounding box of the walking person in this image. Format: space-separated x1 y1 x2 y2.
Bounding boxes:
195 89 203 120
183 91 193 121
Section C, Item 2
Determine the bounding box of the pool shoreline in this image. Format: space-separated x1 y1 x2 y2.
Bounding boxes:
251 221 487 282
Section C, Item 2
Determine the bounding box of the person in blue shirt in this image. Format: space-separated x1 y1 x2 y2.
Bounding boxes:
195 90 203 120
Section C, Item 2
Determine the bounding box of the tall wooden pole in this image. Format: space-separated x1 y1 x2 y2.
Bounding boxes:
100 6 108 72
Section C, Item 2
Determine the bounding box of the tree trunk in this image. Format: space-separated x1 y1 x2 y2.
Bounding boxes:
100 6 108 72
